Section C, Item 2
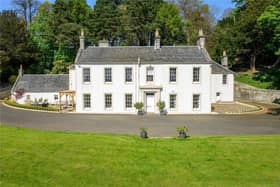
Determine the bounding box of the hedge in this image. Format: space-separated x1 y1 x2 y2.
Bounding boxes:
4 98 59 112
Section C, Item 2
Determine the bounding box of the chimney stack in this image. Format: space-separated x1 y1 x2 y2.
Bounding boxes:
221 50 228 68
197 29 205 48
98 38 110 47
18 64 23 77
154 29 160 50
80 29 85 50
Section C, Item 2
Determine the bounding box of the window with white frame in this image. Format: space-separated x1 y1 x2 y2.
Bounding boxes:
193 67 200 82
83 94 91 108
54 94 58 100
169 94 176 109
105 94 112 108
125 67 133 82
26 95 30 100
83 68 90 82
193 94 200 110
104 68 112 82
222 74 227 84
146 66 154 82
169 68 177 82
125 94 132 108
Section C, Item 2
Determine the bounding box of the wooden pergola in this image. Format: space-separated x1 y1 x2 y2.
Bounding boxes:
59 90 76 111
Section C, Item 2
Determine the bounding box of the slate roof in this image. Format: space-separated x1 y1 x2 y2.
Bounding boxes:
211 61 234 74
76 46 210 64
12 74 69 93
76 45 233 74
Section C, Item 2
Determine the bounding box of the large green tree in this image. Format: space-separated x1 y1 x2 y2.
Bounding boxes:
124 0 163 46
0 10 38 82
29 1 54 73
90 0 121 45
154 3 185 45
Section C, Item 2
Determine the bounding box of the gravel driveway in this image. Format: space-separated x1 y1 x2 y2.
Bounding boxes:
1 103 280 137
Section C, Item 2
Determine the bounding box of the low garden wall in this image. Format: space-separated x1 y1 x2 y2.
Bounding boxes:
235 82 280 104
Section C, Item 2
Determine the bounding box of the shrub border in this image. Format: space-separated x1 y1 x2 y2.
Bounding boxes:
3 98 58 112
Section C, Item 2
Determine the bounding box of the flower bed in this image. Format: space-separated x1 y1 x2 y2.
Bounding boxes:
4 98 58 112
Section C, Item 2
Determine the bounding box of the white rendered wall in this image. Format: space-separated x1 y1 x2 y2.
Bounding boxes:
73 64 212 114
16 92 66 105
211 74 234 103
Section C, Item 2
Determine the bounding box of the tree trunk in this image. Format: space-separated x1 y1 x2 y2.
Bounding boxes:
250 54 256 72
271 56 280 68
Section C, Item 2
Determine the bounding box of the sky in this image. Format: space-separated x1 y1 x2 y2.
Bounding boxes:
0 0 235 18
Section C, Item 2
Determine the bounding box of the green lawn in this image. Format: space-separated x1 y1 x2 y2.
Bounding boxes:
235 72 273 89
1 125 280 187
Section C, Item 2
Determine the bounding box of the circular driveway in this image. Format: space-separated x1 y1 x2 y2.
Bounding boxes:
1 103 280 137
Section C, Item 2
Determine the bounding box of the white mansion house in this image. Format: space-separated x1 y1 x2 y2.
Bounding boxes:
12 30 234 114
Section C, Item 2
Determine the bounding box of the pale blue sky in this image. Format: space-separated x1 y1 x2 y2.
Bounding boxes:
0 0 235 18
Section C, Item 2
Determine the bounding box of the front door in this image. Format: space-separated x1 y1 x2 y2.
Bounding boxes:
216 92 221 102
146 93 155 113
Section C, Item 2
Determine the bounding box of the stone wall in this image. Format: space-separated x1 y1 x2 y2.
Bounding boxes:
235 82 280 104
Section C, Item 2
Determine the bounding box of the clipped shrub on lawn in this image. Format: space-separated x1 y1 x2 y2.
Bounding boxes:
140 128 148 139
176 126 189 139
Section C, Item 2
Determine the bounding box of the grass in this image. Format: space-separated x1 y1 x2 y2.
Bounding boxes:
4 98 58 111
235 72 273 89
1 125 280 186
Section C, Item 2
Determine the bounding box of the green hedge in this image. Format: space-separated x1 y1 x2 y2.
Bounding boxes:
4 98 58 112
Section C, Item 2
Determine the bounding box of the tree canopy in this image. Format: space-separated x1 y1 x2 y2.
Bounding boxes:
1 0 279 87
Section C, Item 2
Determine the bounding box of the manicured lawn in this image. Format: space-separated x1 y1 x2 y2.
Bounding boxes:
1 125 280 186
235 72 273 89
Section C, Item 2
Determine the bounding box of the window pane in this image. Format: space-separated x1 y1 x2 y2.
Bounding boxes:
169 94 176 109
170 68 176 82
125 94 132 108
125 67 132 82
193 67 200 82
105 94 112 108
105 68 112 82
83 68 90 82
146 67 154 82
223 74 227 84
83 94 91 108
193 94 200 109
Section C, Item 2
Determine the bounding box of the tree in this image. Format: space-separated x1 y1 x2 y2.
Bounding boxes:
124 0 163 46
12 0 40 24
90 0 121 45
29 1 55 73
154 3 185 45
49 0 92 73
232 0 278 72
0 10 38 82
257 2 280 57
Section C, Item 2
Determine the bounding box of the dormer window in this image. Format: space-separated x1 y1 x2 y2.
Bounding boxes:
146 66 154 82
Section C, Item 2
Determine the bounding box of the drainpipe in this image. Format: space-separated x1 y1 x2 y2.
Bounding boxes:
137 57 141 102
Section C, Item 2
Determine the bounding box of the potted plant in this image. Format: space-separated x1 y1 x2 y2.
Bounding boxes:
134 102 144 115
157 101 166 115
176 126 189 139
140 128 148 139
